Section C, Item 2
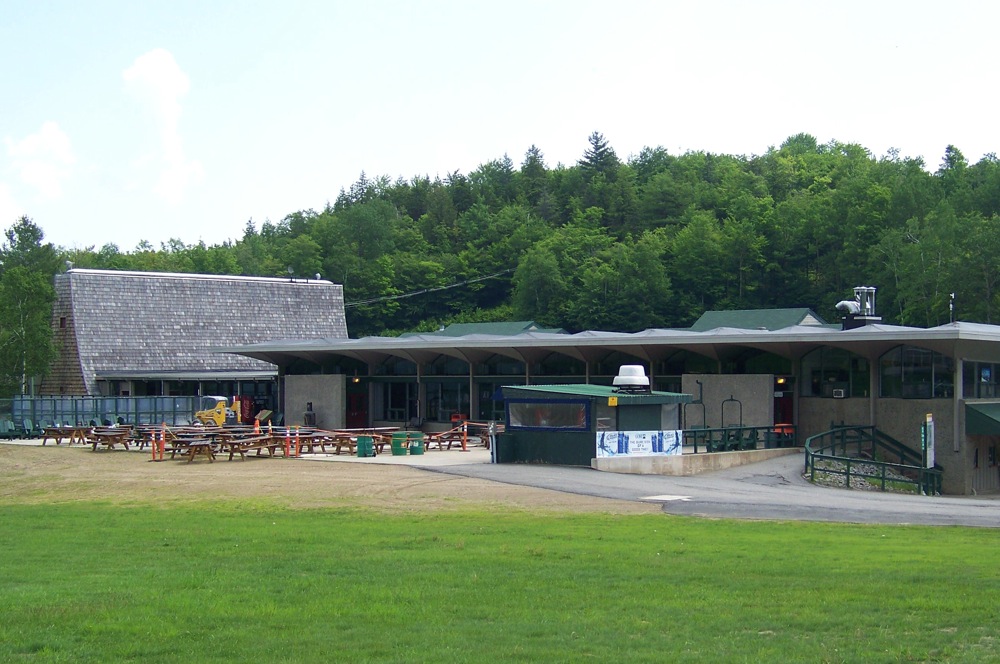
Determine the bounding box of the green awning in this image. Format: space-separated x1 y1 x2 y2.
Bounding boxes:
965 402 1000 435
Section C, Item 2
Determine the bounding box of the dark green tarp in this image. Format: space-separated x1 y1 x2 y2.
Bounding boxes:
965 402 1000 435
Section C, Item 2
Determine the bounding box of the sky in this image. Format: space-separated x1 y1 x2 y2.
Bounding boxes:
1 0 998 251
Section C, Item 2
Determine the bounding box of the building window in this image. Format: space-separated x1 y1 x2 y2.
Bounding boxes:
477 381 513 422
800 347 869 398
963 361 1000 398
59 317 67 329
425 381 469 422
506 399 589 431
424 356 469 376
378 381 418 422
880 346 954 398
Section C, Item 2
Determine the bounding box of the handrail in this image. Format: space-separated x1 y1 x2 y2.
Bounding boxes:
682 425 796 454
805 425 941 495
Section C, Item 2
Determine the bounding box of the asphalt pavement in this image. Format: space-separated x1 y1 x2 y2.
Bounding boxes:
417 451 1000 528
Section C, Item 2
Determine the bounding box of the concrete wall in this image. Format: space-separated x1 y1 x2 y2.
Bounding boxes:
592 447 800 476
877 398 960 495
681 374 773 428
799 396 965 494
797 397 870 444
284 374 345 429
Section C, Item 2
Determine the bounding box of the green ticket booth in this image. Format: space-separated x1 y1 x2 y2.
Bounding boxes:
495 384 692 465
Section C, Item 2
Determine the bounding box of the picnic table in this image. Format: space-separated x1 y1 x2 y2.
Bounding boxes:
88 427 132 451
215 432 282 460
183 439 216 463
41 425 91 446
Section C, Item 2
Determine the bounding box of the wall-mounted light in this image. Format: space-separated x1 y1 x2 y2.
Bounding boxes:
776 377 787 385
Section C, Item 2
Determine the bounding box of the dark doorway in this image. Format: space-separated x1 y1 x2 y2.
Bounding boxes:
773 376 794 425
347 390 368 428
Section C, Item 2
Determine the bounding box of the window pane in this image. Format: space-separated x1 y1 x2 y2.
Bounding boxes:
508 401 588 430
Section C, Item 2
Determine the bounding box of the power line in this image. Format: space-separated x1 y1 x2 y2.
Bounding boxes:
344 268 514 308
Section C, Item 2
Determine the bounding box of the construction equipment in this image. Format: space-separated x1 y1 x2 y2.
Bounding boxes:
194 396 238 426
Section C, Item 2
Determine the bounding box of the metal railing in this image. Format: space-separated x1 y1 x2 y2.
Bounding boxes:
804 425 942 495
682 425 796 454
0 396 201 427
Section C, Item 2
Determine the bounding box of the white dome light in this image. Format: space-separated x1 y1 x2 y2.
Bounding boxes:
613 365 650 392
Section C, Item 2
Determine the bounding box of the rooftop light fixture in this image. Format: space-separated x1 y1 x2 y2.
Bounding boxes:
613 365 651 394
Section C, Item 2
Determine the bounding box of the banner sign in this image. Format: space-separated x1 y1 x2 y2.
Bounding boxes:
596 430 683 458
922 413 935 469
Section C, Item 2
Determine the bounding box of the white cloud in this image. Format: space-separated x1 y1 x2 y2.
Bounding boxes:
4 121 76 198
0 183 25 224
123 48 204 204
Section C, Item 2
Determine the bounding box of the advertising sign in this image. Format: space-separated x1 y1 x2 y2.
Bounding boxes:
595 430 683 458
922 413 935 469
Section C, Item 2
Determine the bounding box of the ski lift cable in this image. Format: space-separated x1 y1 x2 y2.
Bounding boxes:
344 268 514 308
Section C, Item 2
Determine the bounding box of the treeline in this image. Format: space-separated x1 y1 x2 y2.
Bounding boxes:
14 132 1000 344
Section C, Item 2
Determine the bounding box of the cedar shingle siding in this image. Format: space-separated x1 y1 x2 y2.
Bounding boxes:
40 269 348 395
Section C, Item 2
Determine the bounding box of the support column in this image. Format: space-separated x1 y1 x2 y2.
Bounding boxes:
869 357 878 428
953 359 962 453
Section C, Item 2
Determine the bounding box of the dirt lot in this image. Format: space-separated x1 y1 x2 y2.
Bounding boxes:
0 443 658 514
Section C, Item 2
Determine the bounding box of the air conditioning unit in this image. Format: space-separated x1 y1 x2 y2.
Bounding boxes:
832 388 846 399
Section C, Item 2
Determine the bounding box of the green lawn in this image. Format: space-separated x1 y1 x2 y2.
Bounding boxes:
1 502 997 662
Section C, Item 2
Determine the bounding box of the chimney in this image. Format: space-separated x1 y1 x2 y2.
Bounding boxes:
838 286 882 330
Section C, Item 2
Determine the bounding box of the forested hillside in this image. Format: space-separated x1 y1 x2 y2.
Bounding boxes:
9 132 1000 346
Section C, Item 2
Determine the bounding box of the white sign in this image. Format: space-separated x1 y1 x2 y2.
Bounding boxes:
595 430 683 458
924 413 935 468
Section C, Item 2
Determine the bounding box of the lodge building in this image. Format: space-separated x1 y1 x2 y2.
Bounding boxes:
40 269 1000 495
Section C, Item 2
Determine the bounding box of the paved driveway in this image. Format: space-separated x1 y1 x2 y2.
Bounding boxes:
425 452 1000 528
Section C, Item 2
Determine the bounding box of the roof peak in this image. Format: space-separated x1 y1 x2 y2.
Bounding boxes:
65 268 335 285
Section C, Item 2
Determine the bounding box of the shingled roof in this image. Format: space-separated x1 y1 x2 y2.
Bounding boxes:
41 269 347 395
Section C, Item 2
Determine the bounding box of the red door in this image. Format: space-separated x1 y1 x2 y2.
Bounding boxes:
346 391 368 428
773 377 794 425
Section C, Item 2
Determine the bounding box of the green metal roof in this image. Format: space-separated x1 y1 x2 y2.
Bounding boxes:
689 308 829 332
502 383 692 405
403 321 566 337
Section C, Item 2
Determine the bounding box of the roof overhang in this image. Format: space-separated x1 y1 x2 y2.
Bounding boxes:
966 402 1000 436
215 322 1000 370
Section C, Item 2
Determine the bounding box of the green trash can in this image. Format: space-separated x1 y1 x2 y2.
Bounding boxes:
356 435 375 458
390 432 409 456
408 432 425 455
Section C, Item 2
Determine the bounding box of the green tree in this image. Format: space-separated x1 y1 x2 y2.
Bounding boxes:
517 145 548 208
668 210 726 320
511 245 567 327
578 131 620 180
0 217 59 395
0 267 56 394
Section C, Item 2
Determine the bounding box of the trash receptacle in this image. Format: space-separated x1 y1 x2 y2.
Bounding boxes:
390 432 409 456
356 435 375 458
408 432 425 455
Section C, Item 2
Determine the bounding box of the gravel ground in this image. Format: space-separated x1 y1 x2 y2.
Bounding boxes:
808 459 924 493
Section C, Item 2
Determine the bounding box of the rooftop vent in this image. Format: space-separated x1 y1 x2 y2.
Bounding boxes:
613 365 651 394
837 286 882 330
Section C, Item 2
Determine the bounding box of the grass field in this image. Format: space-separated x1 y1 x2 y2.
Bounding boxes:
2 499 998 663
